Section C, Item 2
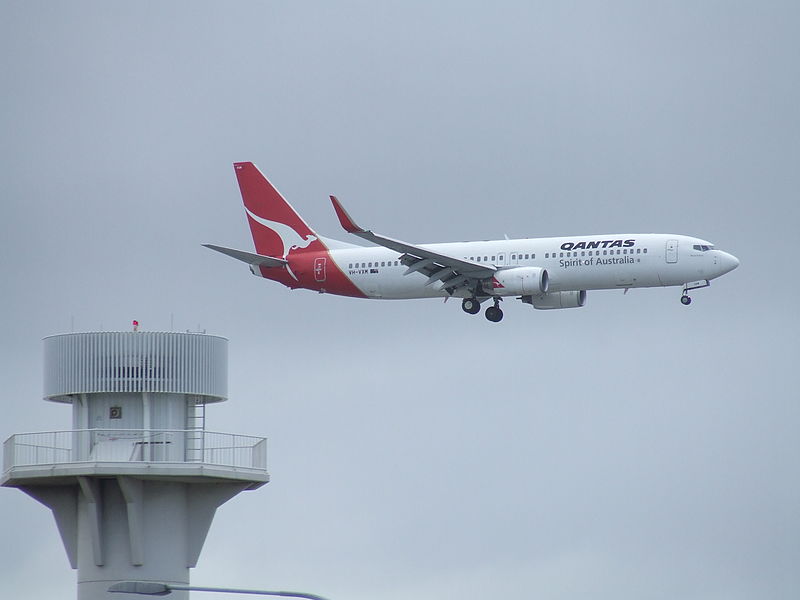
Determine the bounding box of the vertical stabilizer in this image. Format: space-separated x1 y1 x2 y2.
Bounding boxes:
233 162 325 259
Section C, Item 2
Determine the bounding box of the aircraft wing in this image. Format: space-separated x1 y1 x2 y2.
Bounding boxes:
203 244 288 268
330 196 496 293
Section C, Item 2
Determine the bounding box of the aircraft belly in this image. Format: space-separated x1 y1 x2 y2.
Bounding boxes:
379 273 445 299
547 269 606 292
341 271 380 298
330 254 444 300
657 263 693 286
548 260 660 291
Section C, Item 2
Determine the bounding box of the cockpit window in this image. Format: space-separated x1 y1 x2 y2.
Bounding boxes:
693 244 714 252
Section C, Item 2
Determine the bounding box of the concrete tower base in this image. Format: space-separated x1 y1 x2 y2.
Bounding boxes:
21 476 253 600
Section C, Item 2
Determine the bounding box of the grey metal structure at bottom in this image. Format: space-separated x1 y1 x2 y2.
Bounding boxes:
2 331 269 600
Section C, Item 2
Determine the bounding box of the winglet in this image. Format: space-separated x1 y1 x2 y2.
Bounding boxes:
330 195 364 234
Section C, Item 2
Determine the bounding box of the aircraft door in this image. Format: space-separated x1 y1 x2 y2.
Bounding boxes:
314 257 327 282
665 240 678 264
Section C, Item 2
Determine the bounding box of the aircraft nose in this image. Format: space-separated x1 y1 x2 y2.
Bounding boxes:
717 251 740 275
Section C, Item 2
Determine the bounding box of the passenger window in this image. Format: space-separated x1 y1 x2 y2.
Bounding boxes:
484 256 488 261
643 249 647 254
560 252 564 258
492 256 496 261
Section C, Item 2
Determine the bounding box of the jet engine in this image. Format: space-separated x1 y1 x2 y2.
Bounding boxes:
522 290 587 310
486 267 549 296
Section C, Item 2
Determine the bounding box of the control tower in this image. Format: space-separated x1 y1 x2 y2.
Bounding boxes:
2 331 269 600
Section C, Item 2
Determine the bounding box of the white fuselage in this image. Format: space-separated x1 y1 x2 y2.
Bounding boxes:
328 233 738 299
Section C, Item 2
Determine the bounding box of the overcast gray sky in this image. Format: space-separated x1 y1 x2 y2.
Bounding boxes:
1 2 798 599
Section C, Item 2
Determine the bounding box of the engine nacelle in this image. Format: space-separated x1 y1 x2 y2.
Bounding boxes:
522 290 587 310
485 267 549 296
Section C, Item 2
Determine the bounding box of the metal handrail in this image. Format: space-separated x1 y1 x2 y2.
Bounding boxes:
4 429 267 471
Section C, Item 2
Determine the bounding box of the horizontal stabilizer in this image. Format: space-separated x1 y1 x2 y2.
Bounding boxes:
203 244 288 268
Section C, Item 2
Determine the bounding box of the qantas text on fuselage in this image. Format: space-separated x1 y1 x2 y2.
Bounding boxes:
205 162 739 323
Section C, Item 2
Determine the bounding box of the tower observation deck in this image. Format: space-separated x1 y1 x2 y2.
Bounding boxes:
2 331 269 600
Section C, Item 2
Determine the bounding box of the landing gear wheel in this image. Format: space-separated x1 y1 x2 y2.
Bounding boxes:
680 295 692 306
462 298 481 315
485 305 504 322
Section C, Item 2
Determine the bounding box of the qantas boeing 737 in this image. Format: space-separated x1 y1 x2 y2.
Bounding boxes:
205 162 739 322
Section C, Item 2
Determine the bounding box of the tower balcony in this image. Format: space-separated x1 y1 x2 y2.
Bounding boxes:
2 429 268 488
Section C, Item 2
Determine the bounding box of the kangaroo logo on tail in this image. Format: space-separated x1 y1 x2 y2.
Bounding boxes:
235 162 327 283
244 207 317 259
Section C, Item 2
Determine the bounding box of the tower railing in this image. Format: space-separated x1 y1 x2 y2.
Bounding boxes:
3 429 267 471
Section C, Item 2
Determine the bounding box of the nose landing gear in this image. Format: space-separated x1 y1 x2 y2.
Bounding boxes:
680 280 709 306
484 298 503 322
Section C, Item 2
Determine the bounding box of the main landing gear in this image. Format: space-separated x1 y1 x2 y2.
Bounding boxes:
461 297 481 315
462 296 504 322
484 298 503 323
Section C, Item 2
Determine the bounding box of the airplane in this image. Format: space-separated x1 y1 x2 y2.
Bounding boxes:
205 162 739 323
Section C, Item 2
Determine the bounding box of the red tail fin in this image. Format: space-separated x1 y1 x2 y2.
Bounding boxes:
233 162 324 258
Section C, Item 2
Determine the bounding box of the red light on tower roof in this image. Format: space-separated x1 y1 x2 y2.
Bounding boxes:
132 320 139 332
